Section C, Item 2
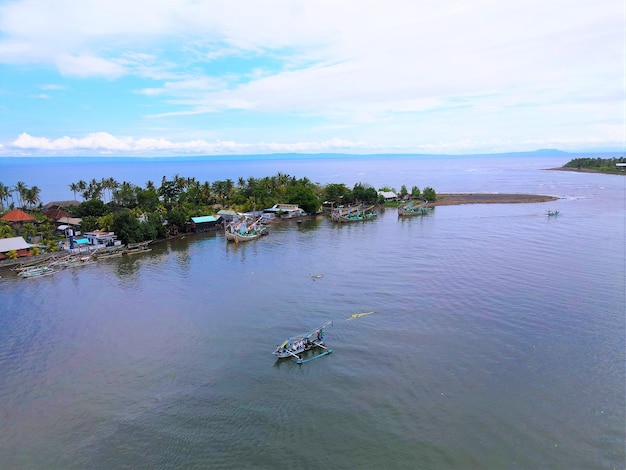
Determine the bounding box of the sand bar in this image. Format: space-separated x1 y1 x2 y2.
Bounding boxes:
431 193 559 206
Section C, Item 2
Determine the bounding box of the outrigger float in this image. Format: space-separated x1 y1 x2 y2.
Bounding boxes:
273 321 333 364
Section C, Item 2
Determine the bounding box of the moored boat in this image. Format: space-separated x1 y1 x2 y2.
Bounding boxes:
123 240 153 255
398 201 432 216
224 216 267 243
273 321 333 364
331 205 377 223
18 266 55 278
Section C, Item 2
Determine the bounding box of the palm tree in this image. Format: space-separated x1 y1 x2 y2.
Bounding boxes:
69 182 80 201
14 181 27 208
24 186 41 208
0 182 9 211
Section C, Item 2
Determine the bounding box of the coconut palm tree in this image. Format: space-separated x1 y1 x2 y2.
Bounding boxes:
0 182 9 211
69 182 80 201
24 186 41 208
14 181 27 208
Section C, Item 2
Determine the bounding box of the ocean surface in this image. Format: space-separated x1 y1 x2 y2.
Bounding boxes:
0 154 624 469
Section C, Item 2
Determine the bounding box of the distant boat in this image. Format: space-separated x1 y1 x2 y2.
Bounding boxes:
331 205 377 223
398 201 432 217
273 321 333 364
546 210 560 217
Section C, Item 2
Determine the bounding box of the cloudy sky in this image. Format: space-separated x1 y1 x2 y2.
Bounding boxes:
0 0 623 156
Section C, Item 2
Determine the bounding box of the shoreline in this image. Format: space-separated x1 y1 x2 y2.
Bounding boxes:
545 167 626 175
430 193 559 206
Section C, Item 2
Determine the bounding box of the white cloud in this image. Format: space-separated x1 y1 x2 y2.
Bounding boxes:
0 0 622 154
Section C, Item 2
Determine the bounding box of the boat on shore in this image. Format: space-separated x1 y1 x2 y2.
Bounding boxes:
93 246 125 259
398 201 432 217
273 321 333 364
124 240 153 255
54 255 97 269
331 205 377 223
18 266 55 278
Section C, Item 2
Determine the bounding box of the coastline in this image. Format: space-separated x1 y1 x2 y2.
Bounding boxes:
546 167 626 175
431 193 559 206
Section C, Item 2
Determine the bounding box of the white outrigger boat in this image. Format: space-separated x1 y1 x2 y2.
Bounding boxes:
273 321 333 364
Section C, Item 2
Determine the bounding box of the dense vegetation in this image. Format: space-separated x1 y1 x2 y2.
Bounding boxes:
0 175 436 247
563 157 626 174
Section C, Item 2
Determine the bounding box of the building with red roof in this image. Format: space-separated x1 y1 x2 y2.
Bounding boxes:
1 209 36 223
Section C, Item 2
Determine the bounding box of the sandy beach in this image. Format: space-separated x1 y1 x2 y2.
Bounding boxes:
431 193 559 206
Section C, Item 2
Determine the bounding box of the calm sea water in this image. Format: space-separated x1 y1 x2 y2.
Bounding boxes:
0 154 624 469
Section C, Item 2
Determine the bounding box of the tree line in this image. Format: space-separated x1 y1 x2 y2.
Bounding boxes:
1 173 437 246
563 157 626 173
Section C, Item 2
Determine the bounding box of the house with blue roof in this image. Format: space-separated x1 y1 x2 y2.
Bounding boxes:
190 215 223 232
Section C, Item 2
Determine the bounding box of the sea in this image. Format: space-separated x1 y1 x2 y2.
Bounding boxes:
0 153 624 469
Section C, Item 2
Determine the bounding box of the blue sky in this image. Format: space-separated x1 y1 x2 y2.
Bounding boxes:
0 0 623 156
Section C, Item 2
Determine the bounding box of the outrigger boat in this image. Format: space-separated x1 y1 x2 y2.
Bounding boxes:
546 210 560 217
124 240 152 255
273 321 333 364
398 201 432 216
225 215 268 243
331 205 377 223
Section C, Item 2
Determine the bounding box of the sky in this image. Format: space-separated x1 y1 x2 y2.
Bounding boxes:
0 0 623 157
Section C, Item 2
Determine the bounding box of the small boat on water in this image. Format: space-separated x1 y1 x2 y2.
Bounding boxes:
546 210 560 217
225 216 268 243
398 201 432 217
331 205 377 223
273 321 333 364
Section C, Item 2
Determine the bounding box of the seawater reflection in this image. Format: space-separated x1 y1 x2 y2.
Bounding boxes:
0 162 624 469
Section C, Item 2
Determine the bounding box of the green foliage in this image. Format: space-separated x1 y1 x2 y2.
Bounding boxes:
422 187 437 202
286 184 320 214
563 157 626 173
7 249 17 259
411 186 421 198
399 185 408 198
81 215 100 232
323 183 349 204
0 222 14 238
74 199 109 217
350 183 378 204
112 210 143 244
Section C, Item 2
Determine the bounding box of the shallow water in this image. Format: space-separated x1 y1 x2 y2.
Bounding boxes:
0 155 624 469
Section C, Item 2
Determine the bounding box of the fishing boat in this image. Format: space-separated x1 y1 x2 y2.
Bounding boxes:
398 201 432 216
224 216 267 243
124 240 152 255
18 266 55 278
273 321 333 364
55 255 97 268
331 205 377 223
546 210 560 217
93 246 125 259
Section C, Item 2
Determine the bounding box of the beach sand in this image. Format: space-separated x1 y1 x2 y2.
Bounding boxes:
431 193 559 206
